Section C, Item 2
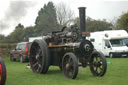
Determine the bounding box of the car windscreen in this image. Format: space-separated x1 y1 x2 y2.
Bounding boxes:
16 44 26 50
123 39 128 46
110 39 126 47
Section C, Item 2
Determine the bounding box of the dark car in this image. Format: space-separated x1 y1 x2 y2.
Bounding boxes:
10 42 31 63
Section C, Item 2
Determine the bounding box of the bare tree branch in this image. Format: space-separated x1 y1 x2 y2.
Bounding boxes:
56 2 75 26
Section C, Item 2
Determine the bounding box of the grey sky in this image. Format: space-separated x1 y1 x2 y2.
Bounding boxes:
0 0 128 35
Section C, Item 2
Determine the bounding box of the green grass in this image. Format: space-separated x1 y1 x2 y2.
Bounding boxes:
2 57 128 85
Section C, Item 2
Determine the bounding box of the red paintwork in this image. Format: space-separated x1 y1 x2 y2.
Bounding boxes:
11 49 26 58
25 43 29 55
0 64 2 84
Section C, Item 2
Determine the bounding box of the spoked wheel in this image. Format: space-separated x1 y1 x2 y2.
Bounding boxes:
0 58 6 85
90 51 107 76
30 39 50 74
62 52 78 79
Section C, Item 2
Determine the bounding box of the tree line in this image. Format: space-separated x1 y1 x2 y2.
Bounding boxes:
0 1 128 43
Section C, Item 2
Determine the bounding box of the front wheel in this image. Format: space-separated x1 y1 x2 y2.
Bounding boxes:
62 52 78 79
90 51 107 76
10 54 16 61
20 56 24 63
109 53 113 58
0 58 6 85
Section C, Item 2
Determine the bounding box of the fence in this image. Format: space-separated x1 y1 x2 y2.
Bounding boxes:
0 43 16 57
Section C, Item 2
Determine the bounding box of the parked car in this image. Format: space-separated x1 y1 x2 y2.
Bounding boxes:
10 42 31 63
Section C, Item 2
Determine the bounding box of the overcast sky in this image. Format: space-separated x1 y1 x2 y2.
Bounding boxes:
0 0 128 36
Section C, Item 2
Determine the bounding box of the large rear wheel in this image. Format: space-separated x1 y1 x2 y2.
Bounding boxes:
90 51 107 76
30 39 50 74
0 58 6 85
62 52 78 79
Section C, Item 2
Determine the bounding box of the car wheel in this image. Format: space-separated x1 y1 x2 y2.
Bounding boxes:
109 53 113 58
20 56 24 63
10 54 16 61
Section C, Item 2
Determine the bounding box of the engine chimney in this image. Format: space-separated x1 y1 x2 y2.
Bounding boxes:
79 7 86 40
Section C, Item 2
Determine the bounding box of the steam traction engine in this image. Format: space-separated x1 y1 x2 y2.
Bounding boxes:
30 7 107 79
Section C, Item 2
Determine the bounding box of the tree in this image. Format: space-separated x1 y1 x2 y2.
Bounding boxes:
23 26 35 41
86 17 112 32
6 28 24 43
74 17 112 32
35 1 58 35
16 23 24 29
56 2 74 26
0 34 5 41
116 12 128 31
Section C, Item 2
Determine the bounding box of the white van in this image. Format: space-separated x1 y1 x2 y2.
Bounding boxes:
87 30 128 58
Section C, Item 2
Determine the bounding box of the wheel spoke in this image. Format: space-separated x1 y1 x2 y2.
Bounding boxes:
32 46 38 55
95 66 98 72
69 59 73 66
67 65 74 77
96 56 98 61
37 49 41 55
37 64 41 72
99 66 103 70
68 57 72 63
37 66 40 72
33 62 38 68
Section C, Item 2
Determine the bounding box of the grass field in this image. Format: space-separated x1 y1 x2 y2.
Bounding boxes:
2 57 128 85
